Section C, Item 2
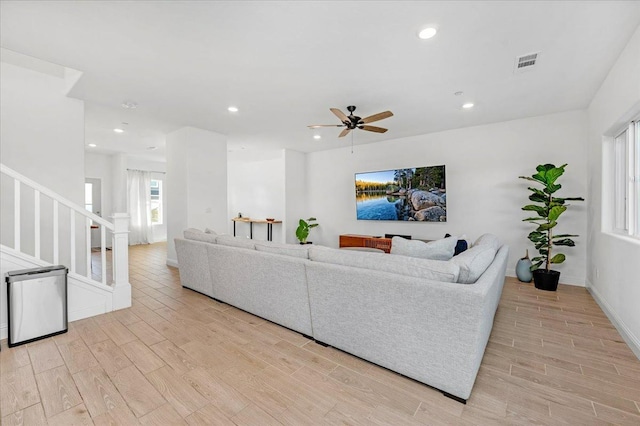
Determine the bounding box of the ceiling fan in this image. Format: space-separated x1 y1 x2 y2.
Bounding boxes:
308 106 393 137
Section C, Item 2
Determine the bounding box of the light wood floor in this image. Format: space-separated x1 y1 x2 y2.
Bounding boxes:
2 242 640 425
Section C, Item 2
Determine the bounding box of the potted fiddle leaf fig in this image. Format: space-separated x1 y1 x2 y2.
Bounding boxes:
296 217 318 244
519 164 584 291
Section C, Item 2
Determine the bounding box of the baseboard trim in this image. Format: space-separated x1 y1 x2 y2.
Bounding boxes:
587 279 640 361
166 258 178 268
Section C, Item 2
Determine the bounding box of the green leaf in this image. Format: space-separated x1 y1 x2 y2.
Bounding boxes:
550 253 566 264
544 165 566 185
552 234 578 239
307 217 317 221
528 193 547 203
309 223 319 228
538 221 557 230
528 231 546 241
544 183 562 194
523 217 544 222
530 261 544 271
522 205 547 217
553 239 576 247
548 205 567 222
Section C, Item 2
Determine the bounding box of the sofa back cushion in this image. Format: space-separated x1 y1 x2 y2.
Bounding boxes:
215 235 256 250
473 233 501 251
451 244 497 284
184 228 217 244
255 241 309 259
309 246 460 283
390 236 457 261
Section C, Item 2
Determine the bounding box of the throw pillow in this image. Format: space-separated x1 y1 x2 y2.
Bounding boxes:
445 233 469 256
390 235 457 261
183 228 217 244
474 233 501 251
204 228 218 234
451 245 497 284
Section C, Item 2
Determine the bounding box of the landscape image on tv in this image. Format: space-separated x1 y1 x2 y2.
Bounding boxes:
355 166 446 221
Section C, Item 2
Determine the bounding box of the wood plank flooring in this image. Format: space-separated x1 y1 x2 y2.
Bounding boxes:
2 242 640 425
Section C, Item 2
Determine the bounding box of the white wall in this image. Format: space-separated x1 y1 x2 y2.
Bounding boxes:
166 127 227 264
1 55 86 338
306 110 588 285
0 58 86 271
228 150 286 242
586 25 640 358
284 149 308 244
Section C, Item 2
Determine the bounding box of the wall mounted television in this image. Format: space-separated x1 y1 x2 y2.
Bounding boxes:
355 165 446 222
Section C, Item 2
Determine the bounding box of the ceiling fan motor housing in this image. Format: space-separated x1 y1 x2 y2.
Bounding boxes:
345 106 362 129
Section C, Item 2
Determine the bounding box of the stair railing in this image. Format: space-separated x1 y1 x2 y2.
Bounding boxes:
0 164 129 292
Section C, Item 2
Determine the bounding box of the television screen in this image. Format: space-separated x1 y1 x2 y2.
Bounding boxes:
355 166 446 221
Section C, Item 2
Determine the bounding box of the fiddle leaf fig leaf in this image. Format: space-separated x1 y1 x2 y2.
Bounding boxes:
550 253 566 264
548 205 567 222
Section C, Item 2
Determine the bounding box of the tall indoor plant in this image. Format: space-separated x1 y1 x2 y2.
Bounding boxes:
520 164 584 291
296 217 318 244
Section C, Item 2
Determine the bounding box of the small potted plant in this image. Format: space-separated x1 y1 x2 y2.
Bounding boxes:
519 164 584 291
296 217 318 244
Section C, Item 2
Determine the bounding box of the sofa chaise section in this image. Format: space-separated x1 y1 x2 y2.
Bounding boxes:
305 245 509 401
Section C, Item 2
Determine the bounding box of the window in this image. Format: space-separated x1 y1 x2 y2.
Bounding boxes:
85 182 93 213
612 118 640 238
150 179 163 224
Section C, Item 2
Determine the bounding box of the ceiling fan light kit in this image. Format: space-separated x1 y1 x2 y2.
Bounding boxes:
308 105 393 138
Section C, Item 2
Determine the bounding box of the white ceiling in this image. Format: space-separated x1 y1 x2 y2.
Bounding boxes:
1 1 639 158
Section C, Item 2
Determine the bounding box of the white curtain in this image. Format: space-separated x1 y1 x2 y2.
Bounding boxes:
127 170 153 245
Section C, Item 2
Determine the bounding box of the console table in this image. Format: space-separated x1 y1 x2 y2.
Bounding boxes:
232 218 282 241
339 234 393 253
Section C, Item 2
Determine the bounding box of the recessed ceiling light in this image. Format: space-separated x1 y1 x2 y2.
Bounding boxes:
113 128 124 133
228 106 239 113
418 27 437 40
87 143 97 148
462 103 474 109
454 91 463 96
313 135 321 140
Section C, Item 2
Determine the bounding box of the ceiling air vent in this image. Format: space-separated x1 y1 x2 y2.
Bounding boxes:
514 52 540 73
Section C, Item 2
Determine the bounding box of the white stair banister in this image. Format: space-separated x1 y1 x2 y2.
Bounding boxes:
111 213 131 309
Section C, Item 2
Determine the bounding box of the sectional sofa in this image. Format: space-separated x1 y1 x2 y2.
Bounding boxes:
175 231 508 402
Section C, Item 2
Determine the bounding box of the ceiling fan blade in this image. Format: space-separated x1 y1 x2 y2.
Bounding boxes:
360 125 388 133
330 108 350 123
307 124 344 129
360 111 393 124
338 128 351 138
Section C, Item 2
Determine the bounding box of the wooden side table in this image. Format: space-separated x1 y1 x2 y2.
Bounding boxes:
232 218 282 241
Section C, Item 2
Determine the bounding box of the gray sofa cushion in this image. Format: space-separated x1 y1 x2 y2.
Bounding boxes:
451 245 497 284
184 228 217 244
215 234 256 250
309 246 460 283
255 241 309 259
390 236 458 261
204 228 218 234
474 233 501 251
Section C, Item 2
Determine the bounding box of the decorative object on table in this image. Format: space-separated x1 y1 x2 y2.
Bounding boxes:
296 217 318 244
515 249 533 283
520 164 584 291
266 218 275 222
238 212 242 218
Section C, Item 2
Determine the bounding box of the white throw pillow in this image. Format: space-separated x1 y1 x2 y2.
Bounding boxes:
451 245 496 284
204 228 218 235
473 233 501 251
390 236 458 261
183 228 217 244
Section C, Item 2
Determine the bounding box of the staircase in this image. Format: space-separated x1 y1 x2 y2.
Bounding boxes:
0 164 131 340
